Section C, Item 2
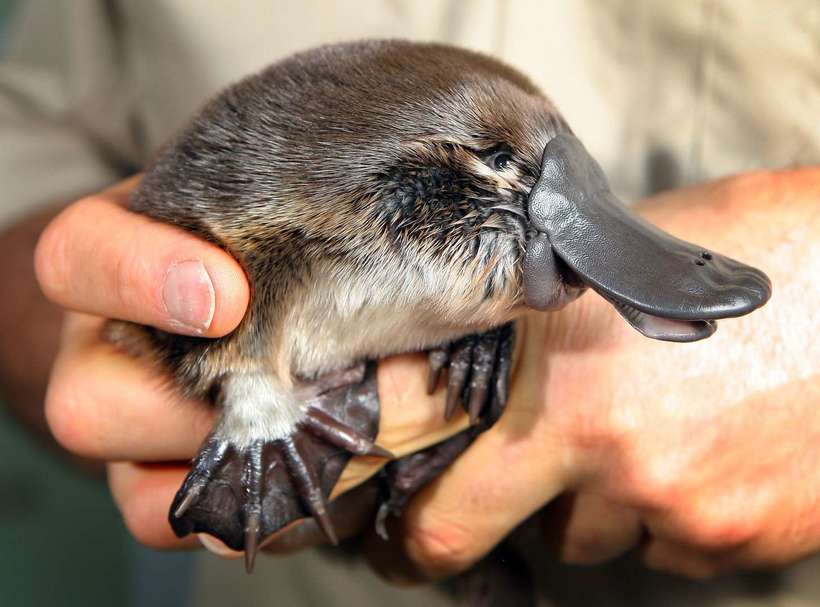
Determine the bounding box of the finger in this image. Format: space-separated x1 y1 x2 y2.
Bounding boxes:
539 492 643 565
364 318 570 582
107 461 200 550
35 182 249 336
640 538 731 579
376 352 471 455
45 314 216 460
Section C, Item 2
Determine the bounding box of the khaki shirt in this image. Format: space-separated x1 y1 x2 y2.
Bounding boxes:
2 0 818 228
2 2 819 606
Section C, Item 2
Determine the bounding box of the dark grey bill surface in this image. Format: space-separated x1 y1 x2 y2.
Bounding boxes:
524 133 771 342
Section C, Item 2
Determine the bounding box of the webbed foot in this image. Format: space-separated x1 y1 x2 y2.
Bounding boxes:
427 322 515 427
376 430 474 539
377 323 516 534
169 363 387 571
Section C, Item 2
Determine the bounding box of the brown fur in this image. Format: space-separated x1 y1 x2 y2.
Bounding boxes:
107 40 564 403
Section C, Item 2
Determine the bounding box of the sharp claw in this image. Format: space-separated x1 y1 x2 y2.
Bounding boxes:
467 331 500 424
496 324 514 408
241 442 264 573
172 439 230 518
445 338 473 420
173 482 203 518
312 504 339 545
367 444 395 459
468 385 487 426
495 366 509 410
304 407 392 457
281 436 338 545
244 511 261 573
431 324 516 425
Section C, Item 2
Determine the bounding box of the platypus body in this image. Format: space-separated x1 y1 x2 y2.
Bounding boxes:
109 40 771 575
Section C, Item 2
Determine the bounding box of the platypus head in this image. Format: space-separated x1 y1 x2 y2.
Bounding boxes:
139 40 771 340
345 42 772 341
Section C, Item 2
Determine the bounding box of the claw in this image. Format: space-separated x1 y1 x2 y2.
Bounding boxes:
304 407 393 458
309 501 339 546
241 441 265 572
467 330 500 425
445 337 474 420
244 510 261 573
281 436 339 545
433 326 513 425
173 482 204 519
487 323 514 426
172 439 230 518
366 444 395 459
374 502 391 541
467 385 487 426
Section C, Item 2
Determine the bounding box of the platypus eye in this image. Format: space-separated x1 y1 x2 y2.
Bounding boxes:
487 152 512 171
484 150 514 172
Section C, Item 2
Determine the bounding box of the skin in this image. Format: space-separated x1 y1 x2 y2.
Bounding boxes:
31 167 820 579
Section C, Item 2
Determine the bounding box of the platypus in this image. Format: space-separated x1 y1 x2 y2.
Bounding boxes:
107 40 771 572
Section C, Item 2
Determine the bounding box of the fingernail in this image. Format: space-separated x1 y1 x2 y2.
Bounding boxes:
163 260 215 333
198 534 242 559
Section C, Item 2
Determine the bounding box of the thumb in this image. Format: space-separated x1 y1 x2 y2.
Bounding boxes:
35 177 249 336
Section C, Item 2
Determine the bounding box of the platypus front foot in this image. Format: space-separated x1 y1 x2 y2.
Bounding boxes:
373 323 516 535
427 322 515 427
168 363 385 572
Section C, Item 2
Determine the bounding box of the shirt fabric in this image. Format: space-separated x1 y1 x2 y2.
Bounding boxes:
2 1 819 606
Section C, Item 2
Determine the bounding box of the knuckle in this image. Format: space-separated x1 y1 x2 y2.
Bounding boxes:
404 517 477 576
676 505 759 549
621 456 684 510
44 369 100 457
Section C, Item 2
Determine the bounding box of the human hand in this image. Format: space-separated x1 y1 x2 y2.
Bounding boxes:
36 177 467 550
363 169 820 581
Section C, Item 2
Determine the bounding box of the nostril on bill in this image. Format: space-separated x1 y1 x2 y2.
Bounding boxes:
700 251 713 260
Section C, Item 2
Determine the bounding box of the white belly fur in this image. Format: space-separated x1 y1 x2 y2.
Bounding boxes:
284 252 517 379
